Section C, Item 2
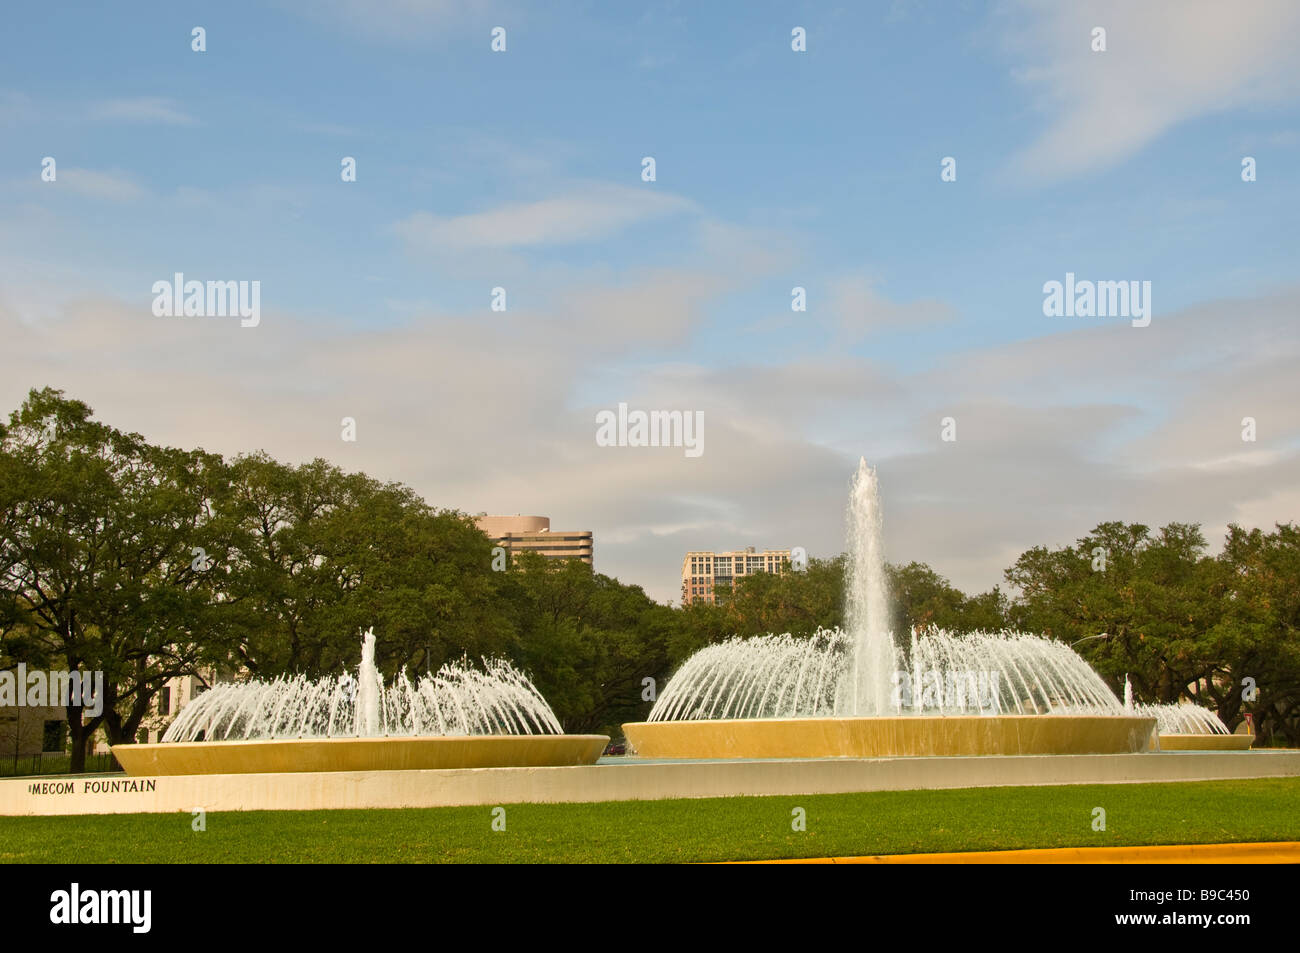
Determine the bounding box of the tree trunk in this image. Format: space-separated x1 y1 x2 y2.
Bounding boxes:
67 710 88 774
65 706 104 773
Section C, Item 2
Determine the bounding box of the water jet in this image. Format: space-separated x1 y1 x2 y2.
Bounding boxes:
113 631 607 775
624 458 1160 758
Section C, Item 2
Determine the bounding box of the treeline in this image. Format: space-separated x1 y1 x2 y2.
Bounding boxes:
2 389 1297 770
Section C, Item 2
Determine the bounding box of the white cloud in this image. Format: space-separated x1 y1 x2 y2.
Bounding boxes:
56 168 145 202
1001 0 1300 182
392 184 695 251
90 97 196 125
3 275 1297 606
830 276 954 340
282 0 510 44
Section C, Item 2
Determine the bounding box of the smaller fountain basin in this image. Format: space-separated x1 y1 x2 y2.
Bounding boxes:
113 734 609 776
1157 734 1254 751
623 715 1156 759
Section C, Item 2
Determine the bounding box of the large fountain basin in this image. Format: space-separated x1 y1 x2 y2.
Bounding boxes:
622 715 1156 759
113 734 609 776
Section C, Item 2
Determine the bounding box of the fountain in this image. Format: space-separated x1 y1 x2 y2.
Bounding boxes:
623 458 1158 758
5 462 1283 820
1136 702 1253 751
846 461 897 716
112 630 608 776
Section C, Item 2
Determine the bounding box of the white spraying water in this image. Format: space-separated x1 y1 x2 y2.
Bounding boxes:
161 630 564 741
843 458 898 716
1134 702 1231 735
647 627 1125 721
358 627 381 736
647 457 1142 722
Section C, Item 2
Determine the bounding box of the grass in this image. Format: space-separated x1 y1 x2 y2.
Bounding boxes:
2 777 1298 863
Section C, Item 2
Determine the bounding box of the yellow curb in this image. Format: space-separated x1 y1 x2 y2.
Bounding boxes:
735 842 1300 864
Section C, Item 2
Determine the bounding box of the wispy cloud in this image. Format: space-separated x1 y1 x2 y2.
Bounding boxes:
55 168 146 202
4 284 1296 603
0 90 34 124
282 0 507 44
1001 0 1300 183
392 184 695 251
90 97 196 125
831 276 955 341
294 120 361 137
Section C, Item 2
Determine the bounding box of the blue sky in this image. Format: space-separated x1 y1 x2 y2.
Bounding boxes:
3 1 1299 602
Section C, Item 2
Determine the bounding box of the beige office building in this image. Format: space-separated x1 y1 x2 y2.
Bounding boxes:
474 515 593 565
682 547 791 605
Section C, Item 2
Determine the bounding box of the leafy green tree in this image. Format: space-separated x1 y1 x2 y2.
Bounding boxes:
886 562 1006 635
220 452 514 679
1209 524 1300 744
503 552 672 735
709 555 845 639
0 388 235 768
1005 521 1225 705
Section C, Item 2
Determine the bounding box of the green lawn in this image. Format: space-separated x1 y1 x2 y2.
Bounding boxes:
2 777 1297 863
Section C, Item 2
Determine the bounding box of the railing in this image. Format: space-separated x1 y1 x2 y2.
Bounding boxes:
0 752 122 777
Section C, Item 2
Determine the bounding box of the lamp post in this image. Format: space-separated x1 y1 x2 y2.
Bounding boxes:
1072 632 1109 648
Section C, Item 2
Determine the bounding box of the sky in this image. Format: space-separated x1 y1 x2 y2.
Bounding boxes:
2 0 1298 604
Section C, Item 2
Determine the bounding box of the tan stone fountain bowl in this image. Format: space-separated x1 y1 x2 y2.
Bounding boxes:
1157 733 1254 751
112 734 609 776
622 715 1157 759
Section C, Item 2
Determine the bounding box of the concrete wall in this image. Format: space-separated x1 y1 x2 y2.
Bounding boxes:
4 750 1298 816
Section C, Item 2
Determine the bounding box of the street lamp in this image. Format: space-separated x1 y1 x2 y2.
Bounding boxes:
1071 632 1109 647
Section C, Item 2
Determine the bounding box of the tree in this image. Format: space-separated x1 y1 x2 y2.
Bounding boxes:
709 555 845 639
220 452 515 679
886 562 1006 635
1005 521 1225 706
0 388 234 768
1210 524 1300 743
503 552 673 735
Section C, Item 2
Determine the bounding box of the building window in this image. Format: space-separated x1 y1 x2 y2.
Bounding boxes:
42 720 66 753
160 686 172 715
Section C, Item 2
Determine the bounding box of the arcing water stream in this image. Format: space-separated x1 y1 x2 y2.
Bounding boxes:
162 630 562 741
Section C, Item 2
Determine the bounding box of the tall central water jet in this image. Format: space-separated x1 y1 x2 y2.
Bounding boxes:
843 458 897 715
629 457 1162 757
357 627 381 737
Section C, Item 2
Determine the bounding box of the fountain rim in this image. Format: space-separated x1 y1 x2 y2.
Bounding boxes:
621 714 1159 759
631 713 1151 726
122 733 610 748
112 733 611 776
1156 733 1253 751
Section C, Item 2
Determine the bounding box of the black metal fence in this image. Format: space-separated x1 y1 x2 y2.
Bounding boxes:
0 752 122 777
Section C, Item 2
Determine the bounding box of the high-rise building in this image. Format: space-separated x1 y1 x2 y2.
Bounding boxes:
681 546 791 605
474 515 594 565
